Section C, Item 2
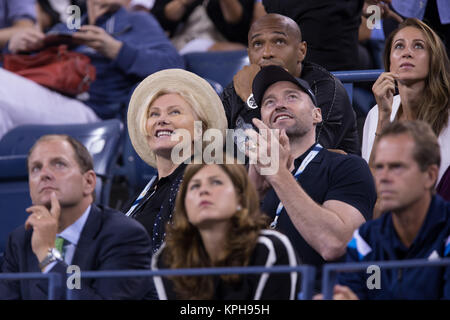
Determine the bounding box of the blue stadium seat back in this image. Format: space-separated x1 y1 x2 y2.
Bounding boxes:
331 69 384 103
183 50 249 89
204 78 224 95
118 129 157 197
0 119 123 206
0 178 32 254
0 155 31 254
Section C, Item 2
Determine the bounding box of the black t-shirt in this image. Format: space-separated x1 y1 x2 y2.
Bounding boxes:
262 0 364 71
261 144 376 271
127 163 186 254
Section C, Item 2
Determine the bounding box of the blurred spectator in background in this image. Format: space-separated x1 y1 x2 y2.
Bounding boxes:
151 0 266 54
125 69 227 254
261 0 363 71
152 161 300 300
0 0 36 49
36 0 70 32
260 0 401 71
222 13 360 155
316 121 450 300
0 0 184 141
128 0 154 11
384 0 449 57
352 1 403 128
0 135 152 300
362 18 450 196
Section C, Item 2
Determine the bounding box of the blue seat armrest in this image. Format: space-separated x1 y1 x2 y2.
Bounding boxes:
0 155 28 180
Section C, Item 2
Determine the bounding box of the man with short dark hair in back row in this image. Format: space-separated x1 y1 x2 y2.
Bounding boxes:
0 135 152 300
221 13 360 155
316 121 450 300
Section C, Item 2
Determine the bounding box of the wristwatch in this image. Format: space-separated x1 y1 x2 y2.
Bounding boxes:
246 94 258 109
39 248 63 270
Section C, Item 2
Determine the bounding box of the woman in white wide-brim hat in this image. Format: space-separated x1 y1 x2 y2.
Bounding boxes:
125 68 227 254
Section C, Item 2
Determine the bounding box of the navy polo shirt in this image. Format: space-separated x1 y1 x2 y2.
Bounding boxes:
339 195 450 300
261 144 376 270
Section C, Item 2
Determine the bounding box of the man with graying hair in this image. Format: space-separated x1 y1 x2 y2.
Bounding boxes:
221 13 360 155
0 135 152 300
317 121 450 300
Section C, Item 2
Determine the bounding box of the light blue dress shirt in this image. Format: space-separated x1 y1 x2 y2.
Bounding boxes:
43 205 91 273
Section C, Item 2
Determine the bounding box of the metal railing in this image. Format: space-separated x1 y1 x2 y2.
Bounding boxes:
321 258 450 300
331 69 384 103
3 257 450 300
332 69 384 83
0 265 315 300
66 265 316 300
0 272 62 300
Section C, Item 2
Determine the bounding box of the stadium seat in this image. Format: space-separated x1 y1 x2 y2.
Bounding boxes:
183 50 249 89
115 128 157 201
332 69 384 104
0 120 123 254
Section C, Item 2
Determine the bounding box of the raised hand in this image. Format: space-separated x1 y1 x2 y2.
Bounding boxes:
8 28 45 53
372 72 398 120
233 64 261 102
25 192 61 263
73 25 123 60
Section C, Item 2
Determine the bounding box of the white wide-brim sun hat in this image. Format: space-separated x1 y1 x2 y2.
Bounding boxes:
127 68 228 168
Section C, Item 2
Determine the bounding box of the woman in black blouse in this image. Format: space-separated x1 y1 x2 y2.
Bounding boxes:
126 68 227 254
152 160 300 299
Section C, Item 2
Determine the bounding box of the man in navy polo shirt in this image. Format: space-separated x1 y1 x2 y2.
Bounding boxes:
246 65 376 281
325 121 450 300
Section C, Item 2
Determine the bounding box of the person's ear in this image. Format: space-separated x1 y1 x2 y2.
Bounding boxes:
312 106 322 125
83 169 97 197
423 164 439 191
298 41 307 63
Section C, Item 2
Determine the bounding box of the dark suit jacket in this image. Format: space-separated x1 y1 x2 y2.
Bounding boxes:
0 205 152 300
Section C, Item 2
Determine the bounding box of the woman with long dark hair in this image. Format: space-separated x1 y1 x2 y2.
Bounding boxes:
362 18 450 186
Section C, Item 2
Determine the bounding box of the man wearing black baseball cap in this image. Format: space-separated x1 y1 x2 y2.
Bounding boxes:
252 65 318 108
247 65 376 288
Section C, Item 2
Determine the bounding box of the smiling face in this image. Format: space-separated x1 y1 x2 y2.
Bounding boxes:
248 14 306 77
260 81 321 139
145 93 198 158
184 165 240 229
28 138 95 209
389 26 430 84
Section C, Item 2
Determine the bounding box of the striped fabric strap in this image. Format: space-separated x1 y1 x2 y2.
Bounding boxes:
270 144 323 229
125 175 157 217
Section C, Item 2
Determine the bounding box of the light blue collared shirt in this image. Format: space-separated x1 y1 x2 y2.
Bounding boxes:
392 0 450 24
43 205 91 273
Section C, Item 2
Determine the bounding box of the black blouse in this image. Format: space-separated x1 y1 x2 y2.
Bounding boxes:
127 163 187 254
152 229 301 300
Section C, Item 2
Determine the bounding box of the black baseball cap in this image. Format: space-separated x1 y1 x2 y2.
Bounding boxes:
252 65 318 107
